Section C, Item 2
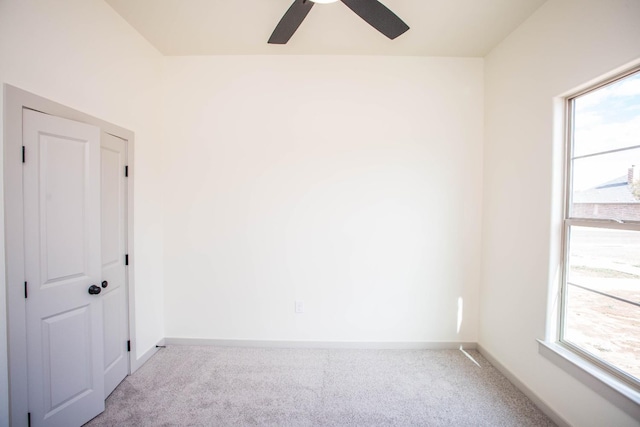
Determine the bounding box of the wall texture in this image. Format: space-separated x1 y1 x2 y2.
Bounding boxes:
0 0 166 421
480 0 640 426
162 56 484 343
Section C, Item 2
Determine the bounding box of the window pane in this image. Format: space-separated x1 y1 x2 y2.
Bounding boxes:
564 226 640 380
573 71 640 158
564 284 640 380
570 148 640 221
567 227 640 302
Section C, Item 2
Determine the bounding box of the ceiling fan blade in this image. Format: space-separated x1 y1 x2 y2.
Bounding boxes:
268 0 315 44
340 0 409 40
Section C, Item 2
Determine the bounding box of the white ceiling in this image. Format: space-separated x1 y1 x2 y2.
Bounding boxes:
105 0 547 57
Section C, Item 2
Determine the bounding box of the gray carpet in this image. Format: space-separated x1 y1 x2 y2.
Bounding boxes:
85 346 555 426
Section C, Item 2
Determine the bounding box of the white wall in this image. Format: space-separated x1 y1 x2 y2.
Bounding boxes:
481 0 640 426
162 56 484 343
0 0 166 421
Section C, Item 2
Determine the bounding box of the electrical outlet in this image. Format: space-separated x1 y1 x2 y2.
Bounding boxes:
295 300 304 314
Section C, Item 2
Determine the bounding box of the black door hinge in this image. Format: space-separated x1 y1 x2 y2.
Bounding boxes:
125 165 128 177
24 282 28 299
27 412 31 427
127 340 131 352
22 146 25 163
125 254 129 266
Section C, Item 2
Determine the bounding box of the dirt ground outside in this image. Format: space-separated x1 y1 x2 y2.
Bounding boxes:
564 227 640 380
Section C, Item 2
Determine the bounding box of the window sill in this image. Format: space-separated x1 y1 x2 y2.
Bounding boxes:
537 340 640 419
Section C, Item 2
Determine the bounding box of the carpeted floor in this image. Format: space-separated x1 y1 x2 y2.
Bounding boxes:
85 346 556 426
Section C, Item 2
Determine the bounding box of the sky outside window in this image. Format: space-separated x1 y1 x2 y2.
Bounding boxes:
573 72 640 191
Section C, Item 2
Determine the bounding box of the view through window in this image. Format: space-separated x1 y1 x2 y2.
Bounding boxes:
563 69 640 385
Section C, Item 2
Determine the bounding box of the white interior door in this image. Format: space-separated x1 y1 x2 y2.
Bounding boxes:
23 109 105 427
101 133 129 397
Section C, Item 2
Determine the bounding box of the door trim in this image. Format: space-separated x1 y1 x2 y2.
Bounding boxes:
3 85 138 426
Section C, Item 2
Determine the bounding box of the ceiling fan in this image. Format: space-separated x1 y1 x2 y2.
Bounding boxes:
268 0 409 44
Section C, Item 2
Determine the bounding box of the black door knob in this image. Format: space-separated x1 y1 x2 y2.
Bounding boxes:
101 281 108 288
88 285 101 295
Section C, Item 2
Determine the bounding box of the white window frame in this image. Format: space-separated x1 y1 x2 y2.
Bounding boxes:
556 65 640 391
537 65 640 422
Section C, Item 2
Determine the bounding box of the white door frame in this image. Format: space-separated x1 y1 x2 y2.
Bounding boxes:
3 85 138 427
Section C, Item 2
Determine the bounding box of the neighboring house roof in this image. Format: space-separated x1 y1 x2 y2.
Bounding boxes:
574 175 640 204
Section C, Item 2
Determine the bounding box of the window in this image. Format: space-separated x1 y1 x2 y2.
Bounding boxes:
561 68 640 388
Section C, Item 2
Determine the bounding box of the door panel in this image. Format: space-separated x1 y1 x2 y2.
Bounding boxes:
101 133 129 397
101 146 121 267
23 109 104 427
41 135 87 283
103 290 123 369
43 307 92 410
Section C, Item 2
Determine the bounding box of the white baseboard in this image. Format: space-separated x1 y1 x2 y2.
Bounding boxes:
130 339 164 373
164 337 477 350
477 344 570 427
